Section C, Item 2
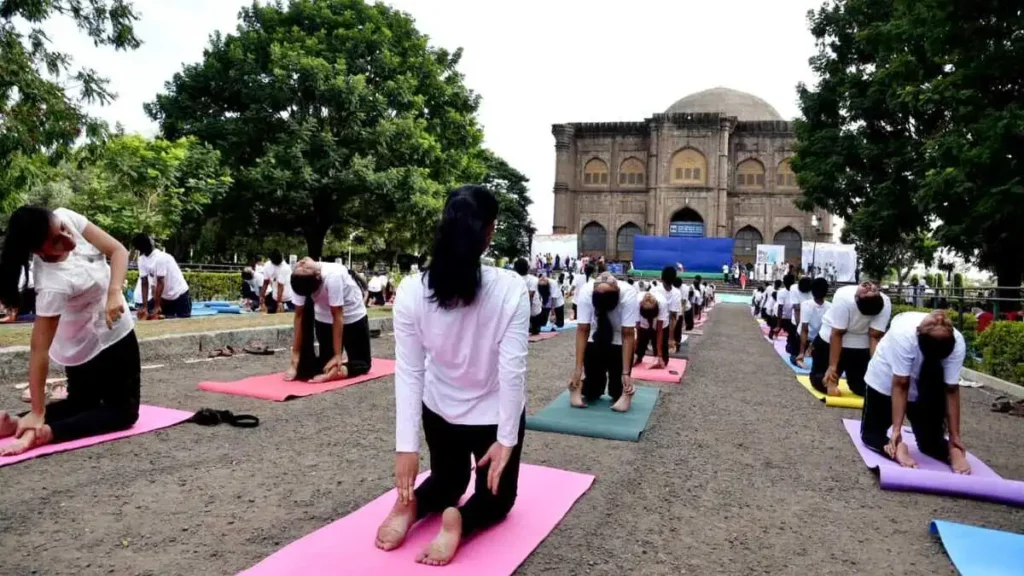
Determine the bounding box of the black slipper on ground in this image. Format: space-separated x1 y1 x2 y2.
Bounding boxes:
991 396 1013 413
369 328 382 339
243 341 274 355
188 409 260 428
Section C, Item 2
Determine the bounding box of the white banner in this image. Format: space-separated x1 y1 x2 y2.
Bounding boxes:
801 242 858 282
755 244 785 266
531 234 578 263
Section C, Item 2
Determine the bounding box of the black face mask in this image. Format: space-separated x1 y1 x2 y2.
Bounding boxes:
856 294 884 316
918 332 956 361
592 289 620 312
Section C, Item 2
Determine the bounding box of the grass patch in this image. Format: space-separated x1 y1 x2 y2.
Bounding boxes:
0 307 392 348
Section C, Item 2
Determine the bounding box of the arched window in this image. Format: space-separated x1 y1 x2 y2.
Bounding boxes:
669 148 707 185
774 226 802 265
736 159 765 190
583 158 609 186
733 225 763 263
580 221 607 253
668 208 705 238
618 158 646 187
616 222 642 255
776 159 797 188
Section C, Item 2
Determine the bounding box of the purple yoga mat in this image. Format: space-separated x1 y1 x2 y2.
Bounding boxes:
842 419 1024 507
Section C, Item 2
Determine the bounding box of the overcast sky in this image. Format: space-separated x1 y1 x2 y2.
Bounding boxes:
49 0 825 234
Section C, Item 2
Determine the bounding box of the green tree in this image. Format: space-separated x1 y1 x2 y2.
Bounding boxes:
145 0 484 258
482 151 535 261
0 0 141 209
840 212 936 288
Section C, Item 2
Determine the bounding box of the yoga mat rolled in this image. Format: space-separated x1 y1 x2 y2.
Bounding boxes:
528 332 558 343
930 520 1024 576
197 358 396 401
526 386 659 442
190 307 218 317
541 320 577 333
0 405 193 467
202 301 234 307
214 305 242 314
842 419 1024 507
632 358 687 384
238 464 595 576
796 376 863 409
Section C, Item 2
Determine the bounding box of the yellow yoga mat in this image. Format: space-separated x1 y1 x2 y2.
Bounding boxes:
795 375 864 409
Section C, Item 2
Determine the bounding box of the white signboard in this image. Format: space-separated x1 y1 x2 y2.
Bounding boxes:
531 234 578 263
755 244 785 266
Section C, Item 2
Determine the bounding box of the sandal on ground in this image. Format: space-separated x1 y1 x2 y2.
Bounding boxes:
990 396 1013 413
1008 400 1024 418
188 409 260 428
369 328 382 339
207 346 237 358
242 341 274 356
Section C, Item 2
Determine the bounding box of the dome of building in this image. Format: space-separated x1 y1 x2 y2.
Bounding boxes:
665 87 783 121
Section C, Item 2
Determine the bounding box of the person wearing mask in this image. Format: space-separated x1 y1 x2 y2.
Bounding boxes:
633 290 667 369
286 257 372 382
570 263 594 320
860 310 970 474
786 276 813 361
375 185 528 566
131 234 191 319
0 207 138 456
568 272 639 412
261 249 294 314
774 274 794 344
649 266 682 357
810 282 892 397
513 259 543 335
794 278 831 369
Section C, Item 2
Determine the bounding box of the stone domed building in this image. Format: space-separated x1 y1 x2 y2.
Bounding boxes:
550 87 833 268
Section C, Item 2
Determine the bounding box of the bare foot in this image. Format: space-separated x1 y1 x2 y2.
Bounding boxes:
611 394 632 412
0 413 17 439
416 507 462 566
375 497 418 551
884 441 918 469
825 382 841 397
569 386 587 408
0 425 52 457
950 447 971 475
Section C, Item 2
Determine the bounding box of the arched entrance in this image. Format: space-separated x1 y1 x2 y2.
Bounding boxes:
669 208 705 238
773 226 802 269
733 225 763 266
616 222 642 261
580 221 607 256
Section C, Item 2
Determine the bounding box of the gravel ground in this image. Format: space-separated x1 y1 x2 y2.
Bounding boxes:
1 305 1021 575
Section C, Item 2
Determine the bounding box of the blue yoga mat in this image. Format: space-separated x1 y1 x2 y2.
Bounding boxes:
542 320 578 333
191 307 218 317
202 301 234 308
526 386 659 442
716 293 752 305
930 520 1024 576
214 305 242 314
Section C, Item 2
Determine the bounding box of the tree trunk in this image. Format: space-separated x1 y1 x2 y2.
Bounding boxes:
305 228 327 261
994 260 1022 312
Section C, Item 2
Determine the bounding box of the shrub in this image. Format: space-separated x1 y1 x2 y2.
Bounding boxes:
126 270 242 302
934 274 944 289
977 321 1024 385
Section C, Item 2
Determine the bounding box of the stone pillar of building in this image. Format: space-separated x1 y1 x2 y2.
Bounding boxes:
716 117 731 238
646 121 659 236
551 124 575 234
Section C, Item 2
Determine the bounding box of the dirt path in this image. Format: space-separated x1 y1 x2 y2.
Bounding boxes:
1 306 1021 575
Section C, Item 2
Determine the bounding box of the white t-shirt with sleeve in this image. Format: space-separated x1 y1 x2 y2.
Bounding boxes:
137 249 189 300
571 273 588 298
764 291 777 317
799 299 832 342
548 282 565 308
692 285 704 306
393 267 529 452
262 261 294 303
776 287 791 318
575 280 640 346
367 276 384 293
650 283 682 316
33 208 134 366
819 285 892 349
524 274 542 316
789 289 812 324
636 290 669 330
291 262 367 325
865 312 966 401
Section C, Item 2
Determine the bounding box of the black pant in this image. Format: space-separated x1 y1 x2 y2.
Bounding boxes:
672 315 682 345
552 305 565 327
38 331 141 443
371 291 385 306
539 307 551 329
782 319 798 354
304 316 372 379
18 288 36 315
265 296 294 314
242 282 260 310
149 290 192 318
415 404 525 537
808 335 869 396
860 386 949 463
529 312 544 335
635 327 657 366
583 342 624 402
684 309 694 331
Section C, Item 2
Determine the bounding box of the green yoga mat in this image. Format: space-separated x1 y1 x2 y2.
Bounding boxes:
526 386 660 442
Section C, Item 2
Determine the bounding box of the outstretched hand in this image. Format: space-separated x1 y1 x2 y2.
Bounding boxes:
476 442 514 495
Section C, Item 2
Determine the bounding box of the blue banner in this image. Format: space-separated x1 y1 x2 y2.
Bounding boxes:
632 235 735 273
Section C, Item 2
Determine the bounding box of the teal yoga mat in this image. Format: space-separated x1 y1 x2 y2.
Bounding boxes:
526 386 659 442
716 293 753 304
930 520 1024 576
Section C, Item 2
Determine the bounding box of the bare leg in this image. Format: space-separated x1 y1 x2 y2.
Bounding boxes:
375 497 418 551
0 413 17 439
416 507 463 566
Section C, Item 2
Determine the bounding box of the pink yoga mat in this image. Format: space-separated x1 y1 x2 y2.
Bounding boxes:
198 358 396 401
632 358 687 383
239 464 595 576
842 419 1024 507
0 405 192 468
528 332 558 343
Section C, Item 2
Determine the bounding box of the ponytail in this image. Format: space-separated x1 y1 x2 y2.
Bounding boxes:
426 185 499 309
1 206 51 308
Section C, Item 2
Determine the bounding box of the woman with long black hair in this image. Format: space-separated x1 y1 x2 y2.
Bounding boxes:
375 185 528 566
0 207 139 456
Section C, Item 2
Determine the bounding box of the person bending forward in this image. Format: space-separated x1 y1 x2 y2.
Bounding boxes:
634 290 668 369
810 282 891 397
286 258 372 382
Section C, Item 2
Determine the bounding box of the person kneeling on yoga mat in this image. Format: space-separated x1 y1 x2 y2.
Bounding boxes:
794 277 831 369
375 185 528 566
860 310 970 474
810 282 891 397
634 290 667 369
286 257 372 382
132 234 191 319
0 207 140 456
569 272 639 412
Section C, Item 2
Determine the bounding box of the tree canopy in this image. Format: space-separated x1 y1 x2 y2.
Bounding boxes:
483 151 535 262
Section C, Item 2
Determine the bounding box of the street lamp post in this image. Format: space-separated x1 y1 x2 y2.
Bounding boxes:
347 231 358 268
810 214 822 278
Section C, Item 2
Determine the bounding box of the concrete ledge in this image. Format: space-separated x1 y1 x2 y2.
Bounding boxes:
0 317 394 383
963 367 1024 399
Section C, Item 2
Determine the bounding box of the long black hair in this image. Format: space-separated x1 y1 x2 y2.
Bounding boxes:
1 206 52 308
425 185 499 309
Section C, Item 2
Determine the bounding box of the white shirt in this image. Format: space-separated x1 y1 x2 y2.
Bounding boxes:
249 269 265 295
678 283 692 311
865 312 966 401
789 289 813 324
292 262 367 325
262 262 294 303
692 285 704 306
722 265 729 274
548 282 565 307
752 290 764 308
575 280 640 346
524 274 542 316
799 299 832 342
636 290 669 329
367 276 384 292
18 262 33 290
33 209 134 366
138 249 189 300
819 285 892 349
764 291 777 317
394 267 528 452
571 273 588 298
650 283 682 315
776 287 791 318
